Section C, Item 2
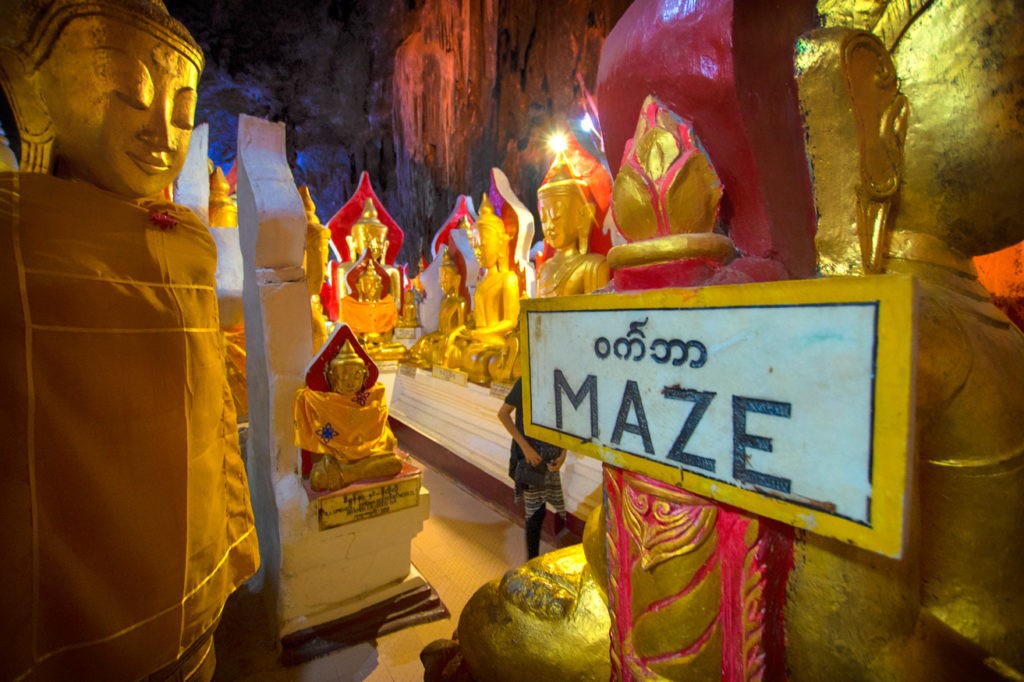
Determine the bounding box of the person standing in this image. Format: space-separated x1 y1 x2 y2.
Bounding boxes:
498 377 567 559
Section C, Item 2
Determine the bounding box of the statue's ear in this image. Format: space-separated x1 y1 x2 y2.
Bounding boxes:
0 46 53 173
797 28 907 275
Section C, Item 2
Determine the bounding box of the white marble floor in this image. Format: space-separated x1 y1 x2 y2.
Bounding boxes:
212 453 567 681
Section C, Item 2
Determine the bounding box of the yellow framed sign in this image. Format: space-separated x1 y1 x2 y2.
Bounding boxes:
521 275 917 558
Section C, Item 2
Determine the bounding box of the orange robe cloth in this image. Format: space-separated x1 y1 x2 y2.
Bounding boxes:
293 383 397 460
340 294 398 335
0 173 260 680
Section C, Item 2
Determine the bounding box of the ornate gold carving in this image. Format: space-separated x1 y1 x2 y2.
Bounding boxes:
622 475 718 571
741 519 766 682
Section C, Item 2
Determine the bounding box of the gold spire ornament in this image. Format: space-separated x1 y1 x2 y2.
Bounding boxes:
209 164 237 227
607 96 736 271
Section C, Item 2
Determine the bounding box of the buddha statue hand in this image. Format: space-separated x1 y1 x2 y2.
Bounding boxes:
310 453 405 492
458 543 612 681
487 334 520 384
310 456 344 491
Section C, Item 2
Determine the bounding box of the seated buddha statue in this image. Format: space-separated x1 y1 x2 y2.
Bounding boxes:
336 198 403 313
294 326 403 491
409 246 470 367
536 150 610 297
0 1 259 679
443 196 521 384
397 287 420 330
338 251 407 361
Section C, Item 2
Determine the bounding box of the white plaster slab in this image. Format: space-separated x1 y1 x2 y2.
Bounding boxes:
522 276 917 557
210 226 244 328
278 487 430 636
175 122 210 226
417 256 443 335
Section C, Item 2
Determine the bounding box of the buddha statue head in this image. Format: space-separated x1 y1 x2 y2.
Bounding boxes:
209 164 237 227
0 0 204 199
346 198 390 263
538 150 598 255
471 195 510 271
438 246 462 296
355 261 384 303
866 0 1022 258
325 339 369 396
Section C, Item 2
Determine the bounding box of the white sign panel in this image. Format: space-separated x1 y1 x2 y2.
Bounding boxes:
521 276 916 557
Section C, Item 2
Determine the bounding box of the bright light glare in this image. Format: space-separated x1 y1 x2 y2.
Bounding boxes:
548 133 568 154
581 113 594 133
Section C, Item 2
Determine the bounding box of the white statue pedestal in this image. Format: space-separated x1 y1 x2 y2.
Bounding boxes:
277 459 440 661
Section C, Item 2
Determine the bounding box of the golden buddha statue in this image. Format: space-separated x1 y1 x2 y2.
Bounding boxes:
301 185 331 351
784 1 1024 676
397 289 420 328
536 150 610 297
444 195 521 384
0 1 259 679
294 329 403 492
336 198 403 312
409 246 470 367
339 251 408 361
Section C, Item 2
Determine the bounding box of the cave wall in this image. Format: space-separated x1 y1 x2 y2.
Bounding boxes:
165 0 633 270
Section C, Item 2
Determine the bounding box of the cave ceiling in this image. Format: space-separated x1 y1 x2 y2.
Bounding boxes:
164 0 633 269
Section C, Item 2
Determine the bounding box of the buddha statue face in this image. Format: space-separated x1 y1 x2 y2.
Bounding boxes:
439 259 461 295
539 188 592 252
351 224 388 262
326 355 368 395
471 222 506 270
35 15 199 199
348 199 390 261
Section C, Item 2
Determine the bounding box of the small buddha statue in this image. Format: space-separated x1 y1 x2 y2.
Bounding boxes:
396 277 421 330
409 246 469 367
301 185 331 351
536 150 610 297
294 328 403 491
0 1 259 679
336 198 403 313
444 196 521 383
338 251 408 361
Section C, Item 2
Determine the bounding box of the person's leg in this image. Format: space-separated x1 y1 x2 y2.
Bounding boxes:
545 471 566 516
523 487 546 559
